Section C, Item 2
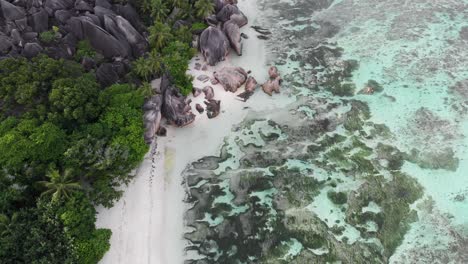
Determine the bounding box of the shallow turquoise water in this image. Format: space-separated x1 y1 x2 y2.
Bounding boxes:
183 0 468 263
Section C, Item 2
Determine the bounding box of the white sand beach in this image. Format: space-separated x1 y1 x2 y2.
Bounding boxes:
95 1 287 263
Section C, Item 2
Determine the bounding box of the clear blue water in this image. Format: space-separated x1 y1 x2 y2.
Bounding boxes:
183 0 468 263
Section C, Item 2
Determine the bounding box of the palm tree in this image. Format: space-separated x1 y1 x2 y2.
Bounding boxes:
150 0 169 22
134 51 163 81
37 169 81 202
171 0 185 8
195 0 214 19
148 22 173 50
0 213 18 237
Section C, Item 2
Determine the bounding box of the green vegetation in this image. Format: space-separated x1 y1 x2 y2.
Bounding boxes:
75 40 97 61
39 30 57 44
0 55 147 263
0 0 216 262
327 190 347 204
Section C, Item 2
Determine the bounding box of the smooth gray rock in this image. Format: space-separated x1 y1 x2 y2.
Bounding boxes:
223 20 242 56
22 31 38 41
0 35 13 53
95 0 111 9
74 0 93 12
14 17 28 31
143 94 163 143
113 3 146 32
28 8 48 32
103 14 132 55
94 5 116 23
84 12 101 27
55 9 72 24
115 15 147 57
45 0 73 10
0 0 26 20
96 62 120 87
10 28 22 45
67 16 129 58
199 26 229 66
22 42 43 58
229 12 248 28
216 4 239 23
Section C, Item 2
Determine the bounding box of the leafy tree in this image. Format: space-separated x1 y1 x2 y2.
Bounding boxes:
39 30 57 44
161 41 196 95
0 119 66 172
195 0 215 19
37 169 82 202
75 40 97 61
48 73 102 125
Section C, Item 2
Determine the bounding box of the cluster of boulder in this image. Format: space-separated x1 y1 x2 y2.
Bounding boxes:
199 0 248 65
0 0 148 85
143 74 196 144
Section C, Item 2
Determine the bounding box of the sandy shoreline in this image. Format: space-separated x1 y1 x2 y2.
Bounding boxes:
95 1 283 263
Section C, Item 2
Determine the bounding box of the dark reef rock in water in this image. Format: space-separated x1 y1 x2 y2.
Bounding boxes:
223 20 242 56
199 26 230 66
214 66 248 92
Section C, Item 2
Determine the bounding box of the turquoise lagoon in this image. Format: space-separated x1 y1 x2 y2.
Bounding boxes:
184 0 468 263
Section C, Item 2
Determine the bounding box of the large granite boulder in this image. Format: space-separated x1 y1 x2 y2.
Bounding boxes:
45 0 74 11
55 9 72 24
113 3 146 32
96 62 127 86
223 20 242 56
95 0 112 9
216 4 240 23
229 12 248 28
143 94 163 144
0 0 26 21
0 35 13 54
199 26 229 66
28 8 48 32
93 5 116 23
22 42 43 58
114 15 147 57
74 0 93 12
213 66 248 92
161 75 195 127
67 16 129 58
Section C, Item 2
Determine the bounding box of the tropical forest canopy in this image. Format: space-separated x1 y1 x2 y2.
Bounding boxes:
0 0 215 263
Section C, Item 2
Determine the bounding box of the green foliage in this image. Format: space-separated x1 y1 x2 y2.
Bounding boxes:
75 40 97 61
0 55 83 113
37 169 82 202
0 118 66 171
74 229 111 264
133 50 163 81
49 73 102 125
191 22 208 32
195 0 215 18
39 30 57 44
148 21 173 50
161 41 196 95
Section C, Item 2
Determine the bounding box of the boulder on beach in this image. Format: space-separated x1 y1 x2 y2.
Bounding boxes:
214 67 248 92
262 76 281 96
223 20 242 56
143 94 163 144
245 76 258 92
216 4 240 23
203 86 215 100
205 99 221 119
199 26 230 66
161 75 196 127
229 12 248 28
